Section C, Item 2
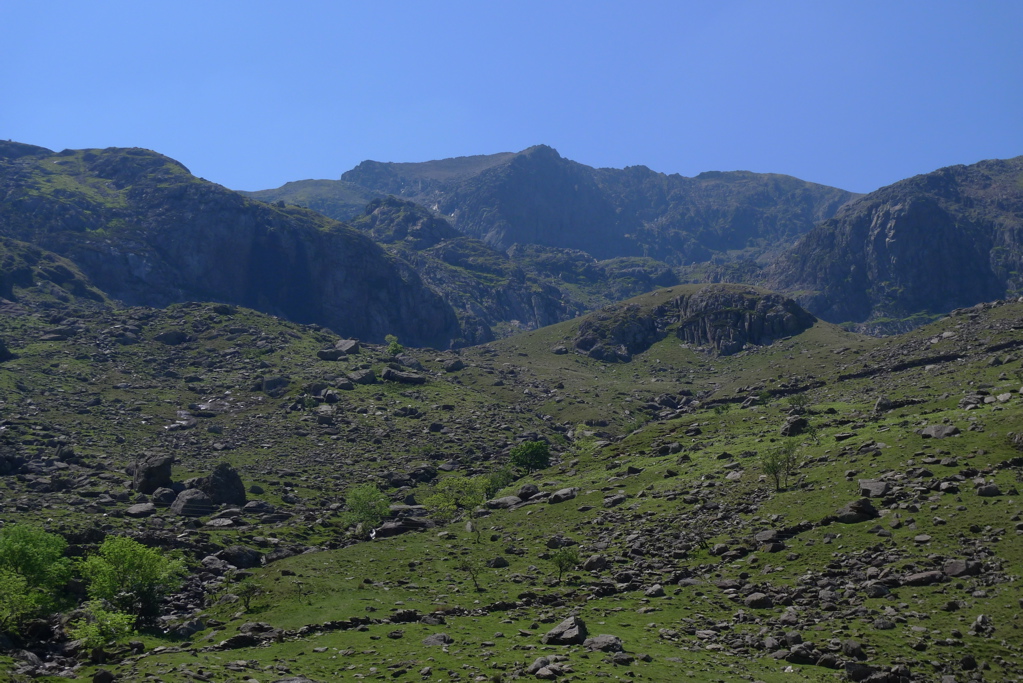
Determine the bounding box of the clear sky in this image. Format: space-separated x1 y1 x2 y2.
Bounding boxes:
2 1 1020 194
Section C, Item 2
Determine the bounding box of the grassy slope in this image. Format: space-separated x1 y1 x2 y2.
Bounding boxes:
2 288 1023 682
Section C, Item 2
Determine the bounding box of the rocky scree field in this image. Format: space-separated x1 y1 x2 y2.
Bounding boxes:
0 284 1022 682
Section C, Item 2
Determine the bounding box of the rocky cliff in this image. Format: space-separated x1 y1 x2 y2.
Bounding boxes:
572 284 816 359
0 144 461 347
767 156 1023 325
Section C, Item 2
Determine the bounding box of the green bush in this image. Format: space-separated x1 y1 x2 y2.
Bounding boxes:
0 523 71 594
68 600 135 650
510 441 550 473
422 476 487 523
483 467 516 498
341 483 391 536
385 334 403 357
79 536 185 624
0 569 36 633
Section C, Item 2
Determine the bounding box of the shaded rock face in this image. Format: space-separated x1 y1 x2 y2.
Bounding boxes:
0 146 461 348
672 287 816 355
571 285 815 359
768 156 1023 326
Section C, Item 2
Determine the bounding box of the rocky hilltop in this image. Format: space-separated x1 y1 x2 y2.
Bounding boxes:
0 142 460 347
253 144 859 264
768 155 1023 328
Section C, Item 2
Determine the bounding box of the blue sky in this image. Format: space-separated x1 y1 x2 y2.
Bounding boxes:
2 1 1020 194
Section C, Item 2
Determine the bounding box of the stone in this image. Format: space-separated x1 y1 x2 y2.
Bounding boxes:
154 330 189 345
443 359 464 372
858 479 890 498
195 462 247 505
744 592 773 608
583 634 623 652
548 488 578 504
217 545 263 569
780 416 808 437
316 349 344 361
381 367 426 385
541 616 587 645
919 424 960 439
486 496 522 510
130 454 174 494
977 483 1002 497
125 503 156 518
92 670 116 683
835 498 879 523
260 376 290 397
582 554 608 571
348 369 376 385
422 633 453 646
904 570 945 586
943 559 980 577
335 339 360 354
170 489 214 517
517 483 539 500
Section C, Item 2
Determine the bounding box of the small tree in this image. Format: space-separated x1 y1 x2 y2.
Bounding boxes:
786 393 811 414
235 580 263 612
423 476 487 524
79 536 185 625
762 442 800 492
510 441 550 473
385 334 403 357
549 546 580 584
455 552 485 592
0 523 72 597
342 483 391 536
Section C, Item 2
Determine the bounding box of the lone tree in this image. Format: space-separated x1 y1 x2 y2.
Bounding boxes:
455 552 485 592
343 483 391 536
550 546 581 584
510 440 550 473
423 475 487 524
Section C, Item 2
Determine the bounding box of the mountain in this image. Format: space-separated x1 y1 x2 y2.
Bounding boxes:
767 156 1023 329
250 144 859 264
348 196 680 344
0 141 460 347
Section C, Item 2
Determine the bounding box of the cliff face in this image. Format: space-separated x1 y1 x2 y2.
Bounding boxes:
259 145 858 265
571 284 816 360
0 145 460 347
767 157 1023 324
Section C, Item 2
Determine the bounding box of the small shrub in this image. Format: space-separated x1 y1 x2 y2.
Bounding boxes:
341 483 391 536
0 523 71 595
483 467 516 498
0 568 36 633
68 600 135 651
510 441 550 473
79 536 185 624
385 334 403 357
423 476 487 524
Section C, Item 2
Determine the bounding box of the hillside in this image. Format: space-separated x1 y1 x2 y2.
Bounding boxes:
0 142 460 348
251 145 859 264
2 284 1023 681
767 156 1023 331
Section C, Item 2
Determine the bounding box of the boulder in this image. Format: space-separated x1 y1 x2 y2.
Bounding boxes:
780 416 808 437
195 463 247 505
541 616 587 645
486 496 522 510
904 570 945 586
835 498 879 524
919 424 960 439
548 488 578 504
171 489 214 517
381 367 426 385
583 634 623 652
125 503 156 518
744 592 773 609
858 479 890 498
422 633 453 646
348 369 376 385
977 483 1002 497
154 330 190 345
130 454 174 494
216 545 263 569
335 339 360 354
